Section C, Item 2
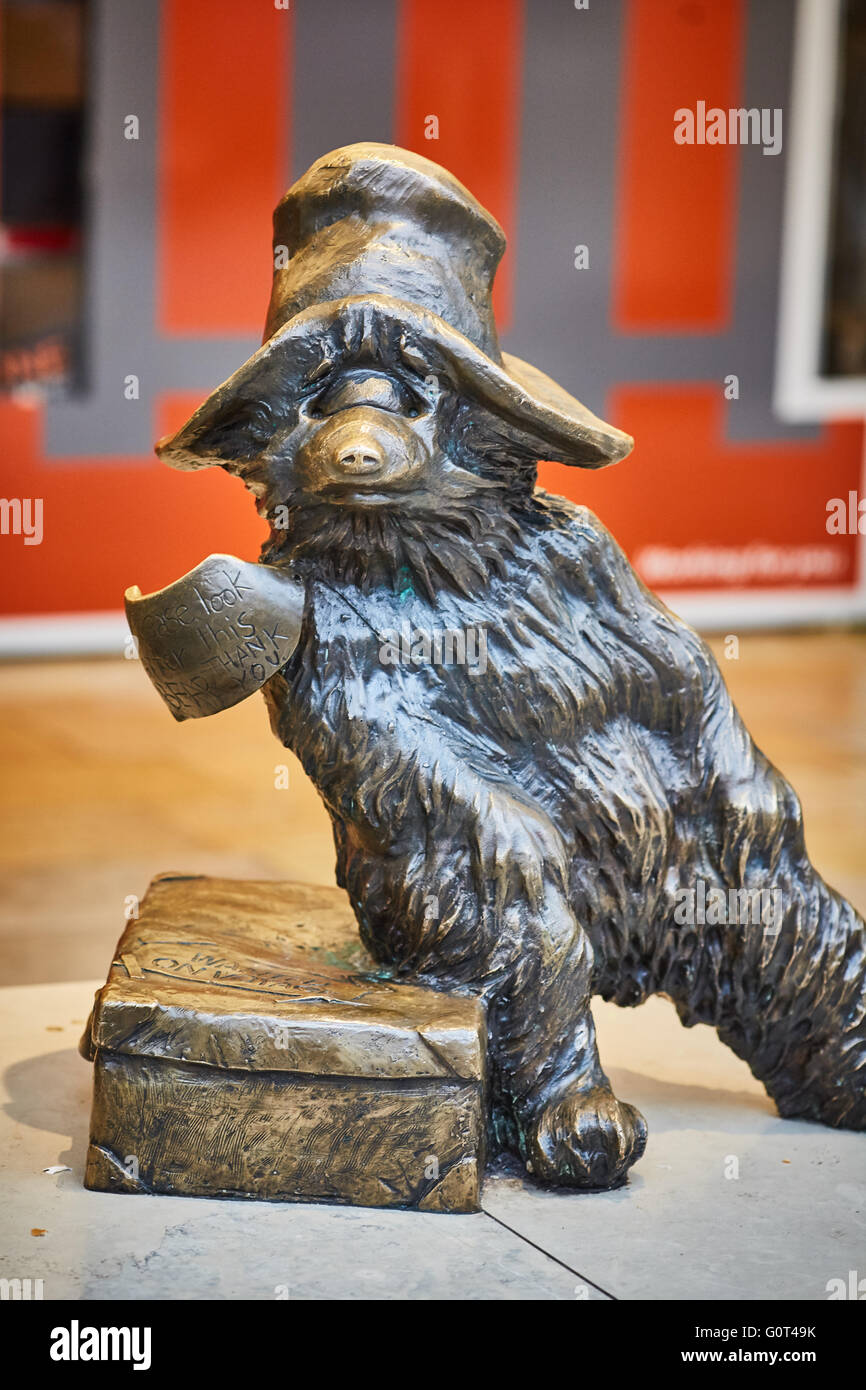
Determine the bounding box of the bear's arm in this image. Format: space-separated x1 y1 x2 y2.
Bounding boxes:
264 665 570 915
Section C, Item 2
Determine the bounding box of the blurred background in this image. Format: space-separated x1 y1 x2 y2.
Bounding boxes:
0 0 864 985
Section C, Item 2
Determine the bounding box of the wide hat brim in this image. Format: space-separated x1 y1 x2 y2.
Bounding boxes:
156 294 633 473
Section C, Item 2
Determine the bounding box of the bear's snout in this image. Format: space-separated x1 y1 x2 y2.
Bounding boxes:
324 416 388 479
297 404 431 501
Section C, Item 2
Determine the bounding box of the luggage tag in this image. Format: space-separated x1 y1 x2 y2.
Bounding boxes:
125 554 305 721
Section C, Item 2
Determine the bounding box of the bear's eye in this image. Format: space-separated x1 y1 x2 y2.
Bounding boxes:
315 373 409 416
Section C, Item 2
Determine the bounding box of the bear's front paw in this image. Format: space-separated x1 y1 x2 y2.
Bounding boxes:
525 1086 648 1189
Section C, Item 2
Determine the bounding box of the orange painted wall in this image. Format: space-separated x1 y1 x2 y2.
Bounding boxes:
0 397 267 616
613 0 743 331
157 0 288 336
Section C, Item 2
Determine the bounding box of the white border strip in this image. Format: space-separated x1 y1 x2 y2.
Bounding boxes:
662 585 866 632
775 0 866 419
0 612 130 658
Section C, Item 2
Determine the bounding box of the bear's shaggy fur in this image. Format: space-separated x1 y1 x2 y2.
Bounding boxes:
162 271 866 1188
155 132 866 1188
250 367 865 1187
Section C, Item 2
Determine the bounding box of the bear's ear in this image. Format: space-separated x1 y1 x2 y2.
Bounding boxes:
464 352 633 470
155 390 281 474
155 314 331 473
394 308 634 469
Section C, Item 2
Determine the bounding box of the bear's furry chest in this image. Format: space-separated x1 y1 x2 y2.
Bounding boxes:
273 584 485 788
277 573 603 772
267 557 688 847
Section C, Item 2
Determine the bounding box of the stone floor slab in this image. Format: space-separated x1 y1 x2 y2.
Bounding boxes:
482 997 866 1301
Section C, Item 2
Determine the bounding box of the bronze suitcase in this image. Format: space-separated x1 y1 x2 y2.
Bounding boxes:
82 875 486 1213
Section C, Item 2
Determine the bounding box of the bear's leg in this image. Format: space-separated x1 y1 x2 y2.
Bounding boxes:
490 884 648 1189
720 878 865 1130
675 693 866 1129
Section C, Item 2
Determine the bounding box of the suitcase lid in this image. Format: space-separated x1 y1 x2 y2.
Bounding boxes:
86 875 485 1083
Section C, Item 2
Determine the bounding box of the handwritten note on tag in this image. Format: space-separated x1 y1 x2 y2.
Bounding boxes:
125 554 304 720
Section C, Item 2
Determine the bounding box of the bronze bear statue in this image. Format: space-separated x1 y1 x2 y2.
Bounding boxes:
150 145 865 1190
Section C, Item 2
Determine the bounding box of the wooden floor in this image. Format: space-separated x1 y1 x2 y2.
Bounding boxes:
1 631 864 985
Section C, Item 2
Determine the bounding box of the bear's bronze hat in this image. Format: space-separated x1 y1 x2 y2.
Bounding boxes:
157 143 633 473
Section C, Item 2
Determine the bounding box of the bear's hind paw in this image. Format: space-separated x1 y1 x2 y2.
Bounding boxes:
525 1086 648 1190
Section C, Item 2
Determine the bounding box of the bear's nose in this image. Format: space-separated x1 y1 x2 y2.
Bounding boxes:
336 440 384 474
